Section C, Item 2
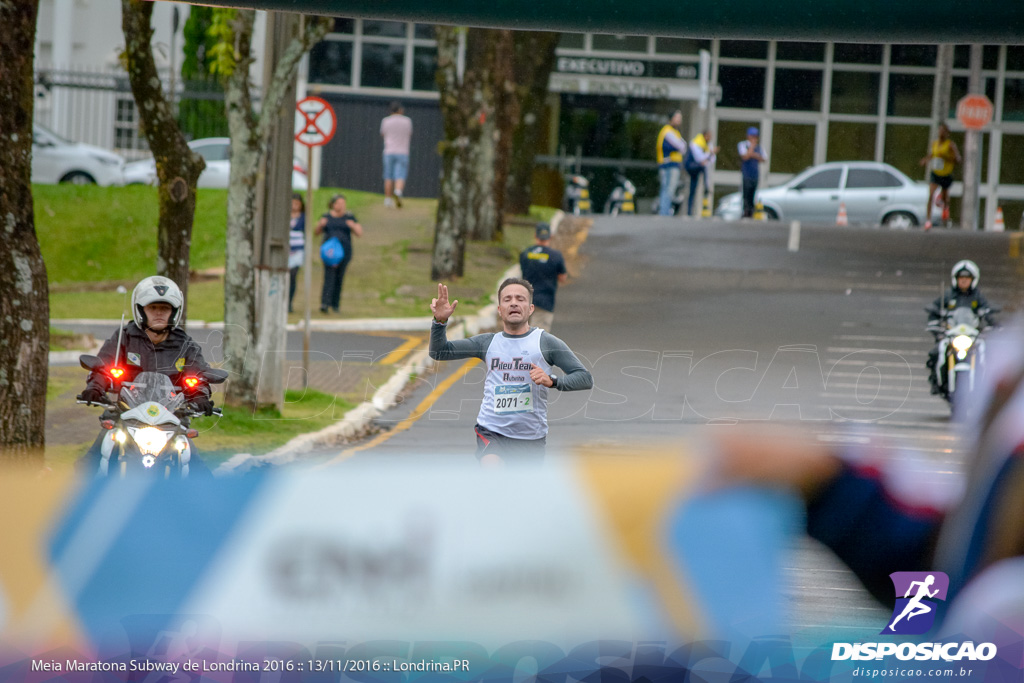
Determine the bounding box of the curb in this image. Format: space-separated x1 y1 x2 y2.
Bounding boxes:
51 317 438 333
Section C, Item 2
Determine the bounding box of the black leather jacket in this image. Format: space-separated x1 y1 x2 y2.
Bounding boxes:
929 287 996 327
85 322 211 399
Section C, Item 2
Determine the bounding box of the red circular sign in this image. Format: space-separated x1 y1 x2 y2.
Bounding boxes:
295 96 337 147
956 94 994 130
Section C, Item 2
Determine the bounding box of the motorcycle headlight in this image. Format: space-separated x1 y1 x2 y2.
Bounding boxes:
951 335 974 353
129 426 173 455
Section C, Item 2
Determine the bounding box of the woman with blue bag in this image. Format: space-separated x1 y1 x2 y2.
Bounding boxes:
316 194 363 314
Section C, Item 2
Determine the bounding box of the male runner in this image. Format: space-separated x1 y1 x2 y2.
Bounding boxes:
429 279 593 465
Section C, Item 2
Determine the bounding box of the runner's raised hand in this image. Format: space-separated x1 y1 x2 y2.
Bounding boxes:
431 282 459 323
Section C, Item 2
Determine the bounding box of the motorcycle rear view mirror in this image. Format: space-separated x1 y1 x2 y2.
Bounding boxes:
80 354 103 371
204 368 230 384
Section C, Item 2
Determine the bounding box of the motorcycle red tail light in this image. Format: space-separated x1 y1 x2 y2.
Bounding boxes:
109 367 125 379
186 429 198 438
183 377 199 389
101 420 115 430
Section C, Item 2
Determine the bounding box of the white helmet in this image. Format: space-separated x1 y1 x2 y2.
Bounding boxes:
131 276 184 329
950 259 980 291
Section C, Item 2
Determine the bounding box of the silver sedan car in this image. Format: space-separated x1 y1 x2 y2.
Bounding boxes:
716 161 936 228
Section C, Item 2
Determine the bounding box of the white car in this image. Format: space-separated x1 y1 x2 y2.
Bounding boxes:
124 137 308 190
716 161 938 228
32 124 125 186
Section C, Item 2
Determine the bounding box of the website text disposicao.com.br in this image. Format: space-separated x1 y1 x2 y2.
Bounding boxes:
851 666 979 678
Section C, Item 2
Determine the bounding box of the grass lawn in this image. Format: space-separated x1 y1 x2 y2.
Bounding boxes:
37 184 555 321
38 184 559 466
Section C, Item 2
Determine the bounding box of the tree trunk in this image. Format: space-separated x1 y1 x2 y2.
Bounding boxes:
122 0 206 317
432 27 501 278
506 31 560 216
0 0 48 465
220 10 330 409
222 9 261 408
470 29 509 243
431 27 472 280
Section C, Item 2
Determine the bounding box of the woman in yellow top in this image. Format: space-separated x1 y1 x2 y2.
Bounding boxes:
919 123 961 230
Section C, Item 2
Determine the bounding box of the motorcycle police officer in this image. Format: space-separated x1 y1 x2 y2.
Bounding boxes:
77 276 216 472
926 260 996 394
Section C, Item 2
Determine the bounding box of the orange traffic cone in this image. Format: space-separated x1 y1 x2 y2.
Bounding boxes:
993 206 1005 232
836 202 849 226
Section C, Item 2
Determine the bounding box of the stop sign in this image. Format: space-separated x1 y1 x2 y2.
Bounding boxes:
956 94 994 130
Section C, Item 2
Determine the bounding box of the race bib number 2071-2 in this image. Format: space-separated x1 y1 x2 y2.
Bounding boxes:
493 384 533 414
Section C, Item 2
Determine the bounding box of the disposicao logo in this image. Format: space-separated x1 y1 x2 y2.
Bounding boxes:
831 571 998 662
882 571 948 635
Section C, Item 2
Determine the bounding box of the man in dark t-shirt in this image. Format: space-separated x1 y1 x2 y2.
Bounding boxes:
519 223 568 332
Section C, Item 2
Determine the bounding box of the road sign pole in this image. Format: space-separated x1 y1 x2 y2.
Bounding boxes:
961 45 984 231
295 95 337 387
303 142 314 388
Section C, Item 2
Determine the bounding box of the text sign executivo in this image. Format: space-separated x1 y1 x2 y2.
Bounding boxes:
956 94 994 130
295 96 337 147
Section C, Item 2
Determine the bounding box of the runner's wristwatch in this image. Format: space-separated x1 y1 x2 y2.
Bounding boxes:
549 373 559 389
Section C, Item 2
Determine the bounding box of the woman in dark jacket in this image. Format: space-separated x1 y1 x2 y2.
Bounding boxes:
316 193 363 314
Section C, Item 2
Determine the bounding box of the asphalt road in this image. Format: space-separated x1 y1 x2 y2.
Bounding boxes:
312 215 1022 639
331 216 1020 457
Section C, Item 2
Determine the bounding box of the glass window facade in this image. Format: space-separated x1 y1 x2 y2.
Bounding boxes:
1004 79 1024 122
774 68 823 112
831 71 880 115
716 120 760 172
309 41 353 86
591 34 647 52
827 122 876 162
1007 46 1024 72
771 123 816 174
305 30 1024 213
890 45 936 67
883 124 930 179
833 44 883 64
362 20 406 38
720 41 767 59
412 46 438 92
361 43 405 89
719 66 765 109
559 33 585 49
887 74 933 118
776 42 825 63
654 37 709 55
953 45 1000 70
1000 135 1024 185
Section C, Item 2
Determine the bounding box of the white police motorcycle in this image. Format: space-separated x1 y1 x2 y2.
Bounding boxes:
77 354 227 477
927 306 996 408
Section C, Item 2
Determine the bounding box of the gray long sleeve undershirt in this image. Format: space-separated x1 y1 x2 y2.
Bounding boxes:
429 322 593 392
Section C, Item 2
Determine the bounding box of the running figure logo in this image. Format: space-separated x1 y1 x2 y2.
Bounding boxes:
882 571 949 635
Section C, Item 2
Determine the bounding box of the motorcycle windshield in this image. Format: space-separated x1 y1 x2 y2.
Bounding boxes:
948 307 980 328
119 372 186 413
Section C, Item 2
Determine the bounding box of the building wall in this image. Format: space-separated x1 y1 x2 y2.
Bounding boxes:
306 24 1024 227
314 93 443 197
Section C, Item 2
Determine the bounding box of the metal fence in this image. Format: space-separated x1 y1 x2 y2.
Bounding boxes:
34 65 229 161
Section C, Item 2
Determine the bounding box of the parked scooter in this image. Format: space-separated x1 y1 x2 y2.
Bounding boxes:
77 354 228 477
604 173 637 216
649 182 686 216
563 175 592 216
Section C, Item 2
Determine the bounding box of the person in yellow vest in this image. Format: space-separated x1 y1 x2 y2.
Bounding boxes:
684 129 719 216
919 122 961 231
656 110 688 216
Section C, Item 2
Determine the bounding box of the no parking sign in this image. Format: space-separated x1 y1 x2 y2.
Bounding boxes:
294 96 336 147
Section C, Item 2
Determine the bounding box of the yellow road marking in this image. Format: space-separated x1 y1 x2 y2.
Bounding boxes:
377 334 423 365
319 358 481 466
1010 233 1022 260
